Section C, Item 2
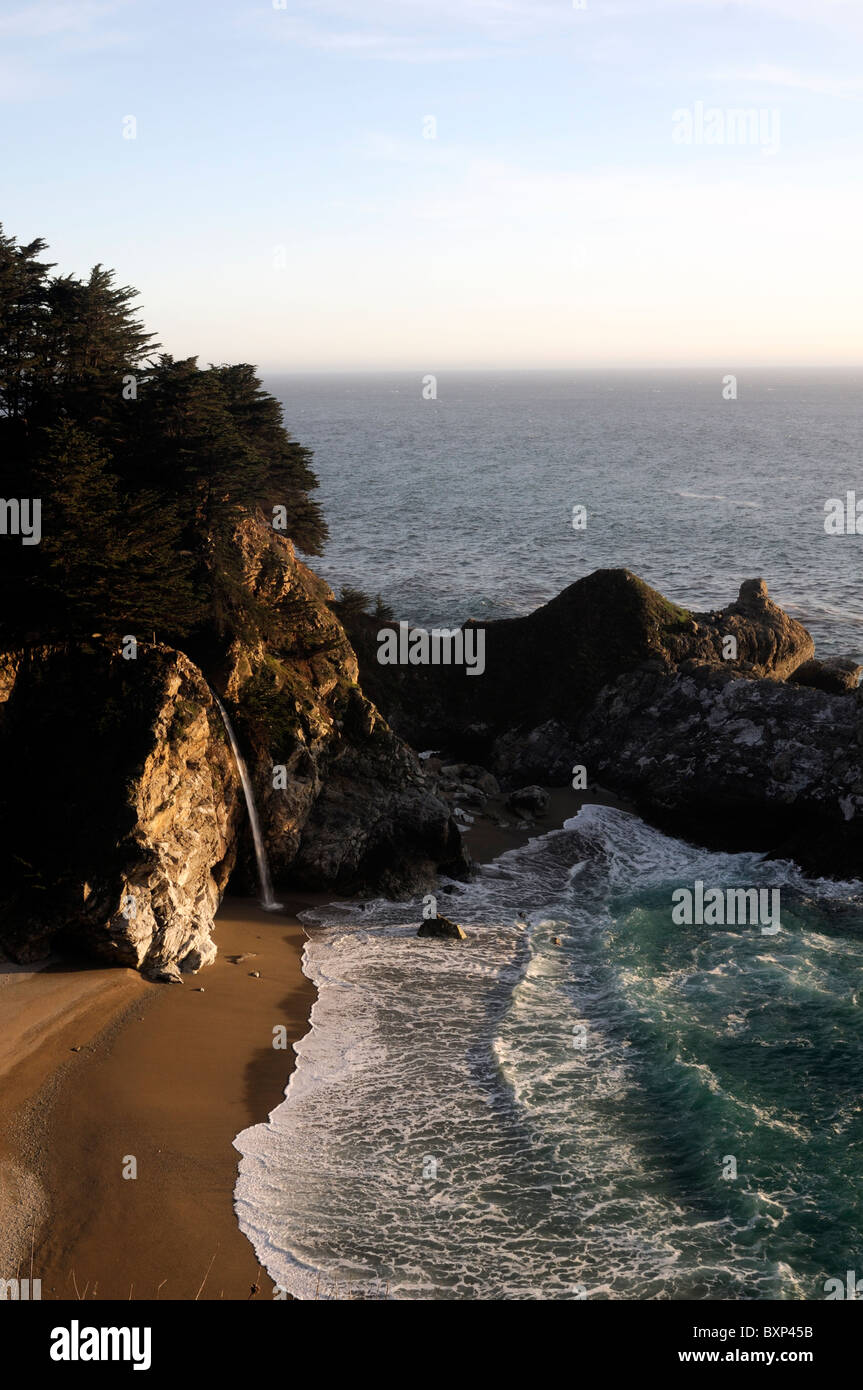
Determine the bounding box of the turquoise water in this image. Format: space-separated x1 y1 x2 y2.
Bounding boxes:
234 808 863 1300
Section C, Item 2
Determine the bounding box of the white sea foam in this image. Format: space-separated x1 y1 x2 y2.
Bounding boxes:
233 806 863 1300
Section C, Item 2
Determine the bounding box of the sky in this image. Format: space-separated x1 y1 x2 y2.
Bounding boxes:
2 0 862 370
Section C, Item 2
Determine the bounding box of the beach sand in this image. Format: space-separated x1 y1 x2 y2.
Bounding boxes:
0 785 626 1302
1 900 316 1301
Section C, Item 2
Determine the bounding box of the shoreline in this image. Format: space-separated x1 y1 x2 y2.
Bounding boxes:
0 785 610 1302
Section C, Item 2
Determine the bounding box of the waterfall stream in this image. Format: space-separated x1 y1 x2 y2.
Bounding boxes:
212 693 283 912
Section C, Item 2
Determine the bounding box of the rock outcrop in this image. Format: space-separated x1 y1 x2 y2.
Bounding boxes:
576 663 863 876
343 570 815 764
341 569 863 878
0 520 468 970
0 641 240 971
213 516 467 896
2 545 855 966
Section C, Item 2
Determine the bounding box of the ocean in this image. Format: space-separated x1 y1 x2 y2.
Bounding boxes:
233 371 863 1300
266 368 863 661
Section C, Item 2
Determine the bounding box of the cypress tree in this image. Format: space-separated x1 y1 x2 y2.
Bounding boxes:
0 224 329 652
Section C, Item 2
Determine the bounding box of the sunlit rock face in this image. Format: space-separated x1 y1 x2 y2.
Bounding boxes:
0 520 467 974
0 641 241 973
213 516 468 897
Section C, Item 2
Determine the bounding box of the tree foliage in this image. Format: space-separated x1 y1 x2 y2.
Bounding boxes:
0 225 327 650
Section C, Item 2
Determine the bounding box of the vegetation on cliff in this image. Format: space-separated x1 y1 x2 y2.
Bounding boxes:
0 225 327 650
0 228 468 967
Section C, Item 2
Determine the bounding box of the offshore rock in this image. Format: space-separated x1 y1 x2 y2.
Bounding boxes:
341 570 814 772
576 664 863 877
417 914 467 940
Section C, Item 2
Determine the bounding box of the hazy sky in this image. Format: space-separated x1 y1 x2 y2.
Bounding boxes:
3 0 862 369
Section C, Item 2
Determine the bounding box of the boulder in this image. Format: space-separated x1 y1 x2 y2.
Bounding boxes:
448 765 500 797
417 914 467 940
491 720 579 786
708 578 815 680
143 963 185 985
788 657 862 695
507 785 550 817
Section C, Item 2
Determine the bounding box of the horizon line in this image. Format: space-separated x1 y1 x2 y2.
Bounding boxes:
254 362 863 376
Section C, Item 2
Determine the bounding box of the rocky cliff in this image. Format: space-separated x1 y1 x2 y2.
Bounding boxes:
2 547 857 972
0 518 466 973
0 641 240 974
216 516 466 895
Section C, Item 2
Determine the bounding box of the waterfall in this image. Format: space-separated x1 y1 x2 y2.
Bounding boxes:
212 693 283 912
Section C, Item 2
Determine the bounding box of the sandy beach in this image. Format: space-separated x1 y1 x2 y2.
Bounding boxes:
0 786 616 1303
0 899 316 1301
